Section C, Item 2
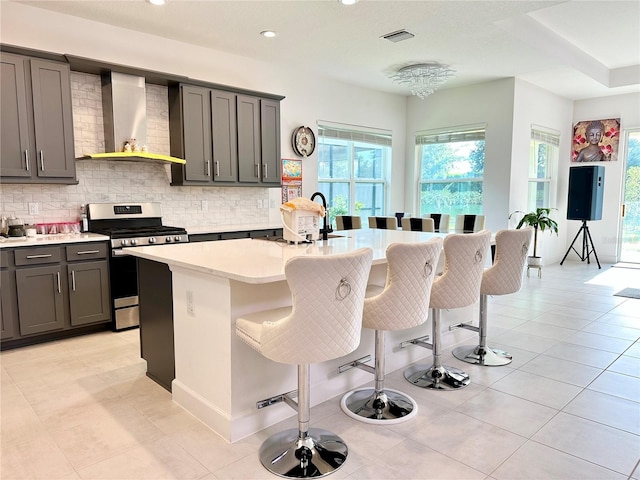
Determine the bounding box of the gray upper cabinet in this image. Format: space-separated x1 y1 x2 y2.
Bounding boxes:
211 90 238 182
1 53 31 179
170 83 282 187
260 98 281 185
170 85 213 183
237 95 261 183
0 53 76 184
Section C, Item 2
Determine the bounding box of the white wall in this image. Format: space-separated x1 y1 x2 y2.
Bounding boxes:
572 92 640 263
405 78 517 233
0 2 407 221
511 79 574 264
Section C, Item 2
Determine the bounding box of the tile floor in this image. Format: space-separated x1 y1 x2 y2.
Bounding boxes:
1 261 639 480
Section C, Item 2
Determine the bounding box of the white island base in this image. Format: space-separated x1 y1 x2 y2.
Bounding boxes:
125 230 480 443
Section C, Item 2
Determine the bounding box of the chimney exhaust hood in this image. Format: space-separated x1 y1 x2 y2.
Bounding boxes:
80 72 185 164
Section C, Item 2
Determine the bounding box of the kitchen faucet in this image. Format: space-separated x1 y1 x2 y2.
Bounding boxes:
310 192 333 241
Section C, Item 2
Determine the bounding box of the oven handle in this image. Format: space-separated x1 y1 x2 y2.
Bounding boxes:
112 249 132 257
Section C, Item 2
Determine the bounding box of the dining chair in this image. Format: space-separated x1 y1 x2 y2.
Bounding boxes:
368 216 398 229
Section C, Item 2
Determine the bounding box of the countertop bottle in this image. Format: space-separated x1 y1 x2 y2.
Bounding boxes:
80 204 88 232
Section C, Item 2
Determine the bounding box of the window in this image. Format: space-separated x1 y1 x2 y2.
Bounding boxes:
317 123 391 227
417 126 485 229
528 127 559 210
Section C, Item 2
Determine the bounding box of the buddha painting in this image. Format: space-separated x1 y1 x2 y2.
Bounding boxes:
572 118 620 162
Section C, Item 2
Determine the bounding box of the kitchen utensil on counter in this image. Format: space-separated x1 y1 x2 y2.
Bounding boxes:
7 217 25 237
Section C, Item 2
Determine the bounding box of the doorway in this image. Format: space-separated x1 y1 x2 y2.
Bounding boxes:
620 129 640 263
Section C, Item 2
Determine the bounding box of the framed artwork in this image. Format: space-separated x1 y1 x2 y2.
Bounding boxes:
281 158 302 203
572 118 620 162
282 158 302 181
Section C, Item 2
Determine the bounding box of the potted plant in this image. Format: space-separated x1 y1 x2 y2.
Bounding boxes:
509 208 559 267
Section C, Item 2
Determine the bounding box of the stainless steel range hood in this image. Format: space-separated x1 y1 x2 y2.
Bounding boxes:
80 72 185 164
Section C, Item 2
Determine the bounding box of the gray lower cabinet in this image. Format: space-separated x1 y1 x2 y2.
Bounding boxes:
0 52 76 184
68 261 110 327
1 242 111 349
16 264 66 336
1 251 17 340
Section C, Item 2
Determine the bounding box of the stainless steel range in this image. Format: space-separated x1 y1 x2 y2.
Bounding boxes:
87 202 188 330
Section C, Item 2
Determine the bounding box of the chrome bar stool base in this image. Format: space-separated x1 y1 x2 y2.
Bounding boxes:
404 364 470 390
452 344 513 366
340 388 418 424
259 428 348 478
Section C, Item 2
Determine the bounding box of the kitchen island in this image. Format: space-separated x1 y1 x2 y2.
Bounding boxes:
124 229 480 443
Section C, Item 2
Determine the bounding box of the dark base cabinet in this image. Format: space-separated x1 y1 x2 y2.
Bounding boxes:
138 258 174 392
0 242 111 350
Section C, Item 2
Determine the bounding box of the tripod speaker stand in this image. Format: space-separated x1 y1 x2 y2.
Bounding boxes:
560 220 601 269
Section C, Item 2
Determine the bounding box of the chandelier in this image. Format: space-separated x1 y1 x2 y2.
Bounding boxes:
390 63 455 99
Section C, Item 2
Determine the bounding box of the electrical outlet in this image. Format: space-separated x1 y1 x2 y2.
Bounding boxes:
28 203 39 215
201 200 208 211
186 290 195 317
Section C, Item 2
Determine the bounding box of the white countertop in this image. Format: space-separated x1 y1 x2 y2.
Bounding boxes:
0 233 110 248
186 222 283 235
123 229 448 284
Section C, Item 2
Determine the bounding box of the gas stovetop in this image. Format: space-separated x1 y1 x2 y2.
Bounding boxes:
86 202 188 248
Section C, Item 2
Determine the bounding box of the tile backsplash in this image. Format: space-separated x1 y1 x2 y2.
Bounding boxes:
1 72 276 229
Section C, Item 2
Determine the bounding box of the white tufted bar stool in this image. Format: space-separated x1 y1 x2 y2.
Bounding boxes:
402 230 491 390
338 239 442 423
451 227 532 366
235 248 373 478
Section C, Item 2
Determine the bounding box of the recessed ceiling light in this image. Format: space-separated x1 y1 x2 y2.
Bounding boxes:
338 0 359 4
146 0 166 5
260 30 277 38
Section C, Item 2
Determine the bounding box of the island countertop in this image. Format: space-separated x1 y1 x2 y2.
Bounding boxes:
123 229 447 284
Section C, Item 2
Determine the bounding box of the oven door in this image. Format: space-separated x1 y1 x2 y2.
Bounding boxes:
110 249 139 330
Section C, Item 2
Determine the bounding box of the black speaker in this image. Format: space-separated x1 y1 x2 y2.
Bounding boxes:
567 166 604 220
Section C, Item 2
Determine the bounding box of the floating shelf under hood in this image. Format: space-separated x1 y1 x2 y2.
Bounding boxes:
79 152 186 164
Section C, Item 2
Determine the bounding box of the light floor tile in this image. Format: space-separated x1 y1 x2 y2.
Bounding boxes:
490 370 581 409
608 354 640 377
408 410 527 474
564 388 640 435
1 262 639 479
562 330 635 353
492 440 627 479
587 370 640 402
532 412 640 476
542 342 619 368
455 389 557 437
518 354 603 387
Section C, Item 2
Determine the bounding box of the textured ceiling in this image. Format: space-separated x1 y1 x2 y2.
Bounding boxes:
11 0 640 100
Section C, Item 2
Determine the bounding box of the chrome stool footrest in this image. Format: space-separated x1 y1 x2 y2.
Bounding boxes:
403 364 470 390
259 428 348 478
452 344 512 366
340 388 418 424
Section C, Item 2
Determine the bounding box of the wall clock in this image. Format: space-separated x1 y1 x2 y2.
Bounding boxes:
292 126 316 157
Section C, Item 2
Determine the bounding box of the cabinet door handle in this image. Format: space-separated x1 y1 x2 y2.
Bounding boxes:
263 164 268 179
39 150 45 171
24 150 30 171
205 160 211 176
76 250 100 255
26 254 52 259
56 272 61 293
255 164 260 178
215 161 220 177
71 270 76 291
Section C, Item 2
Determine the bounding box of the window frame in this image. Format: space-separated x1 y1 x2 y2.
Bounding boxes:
528 126 560 211
415 124 486 228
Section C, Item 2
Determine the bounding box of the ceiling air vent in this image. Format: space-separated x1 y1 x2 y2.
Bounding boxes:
381 29 415 43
